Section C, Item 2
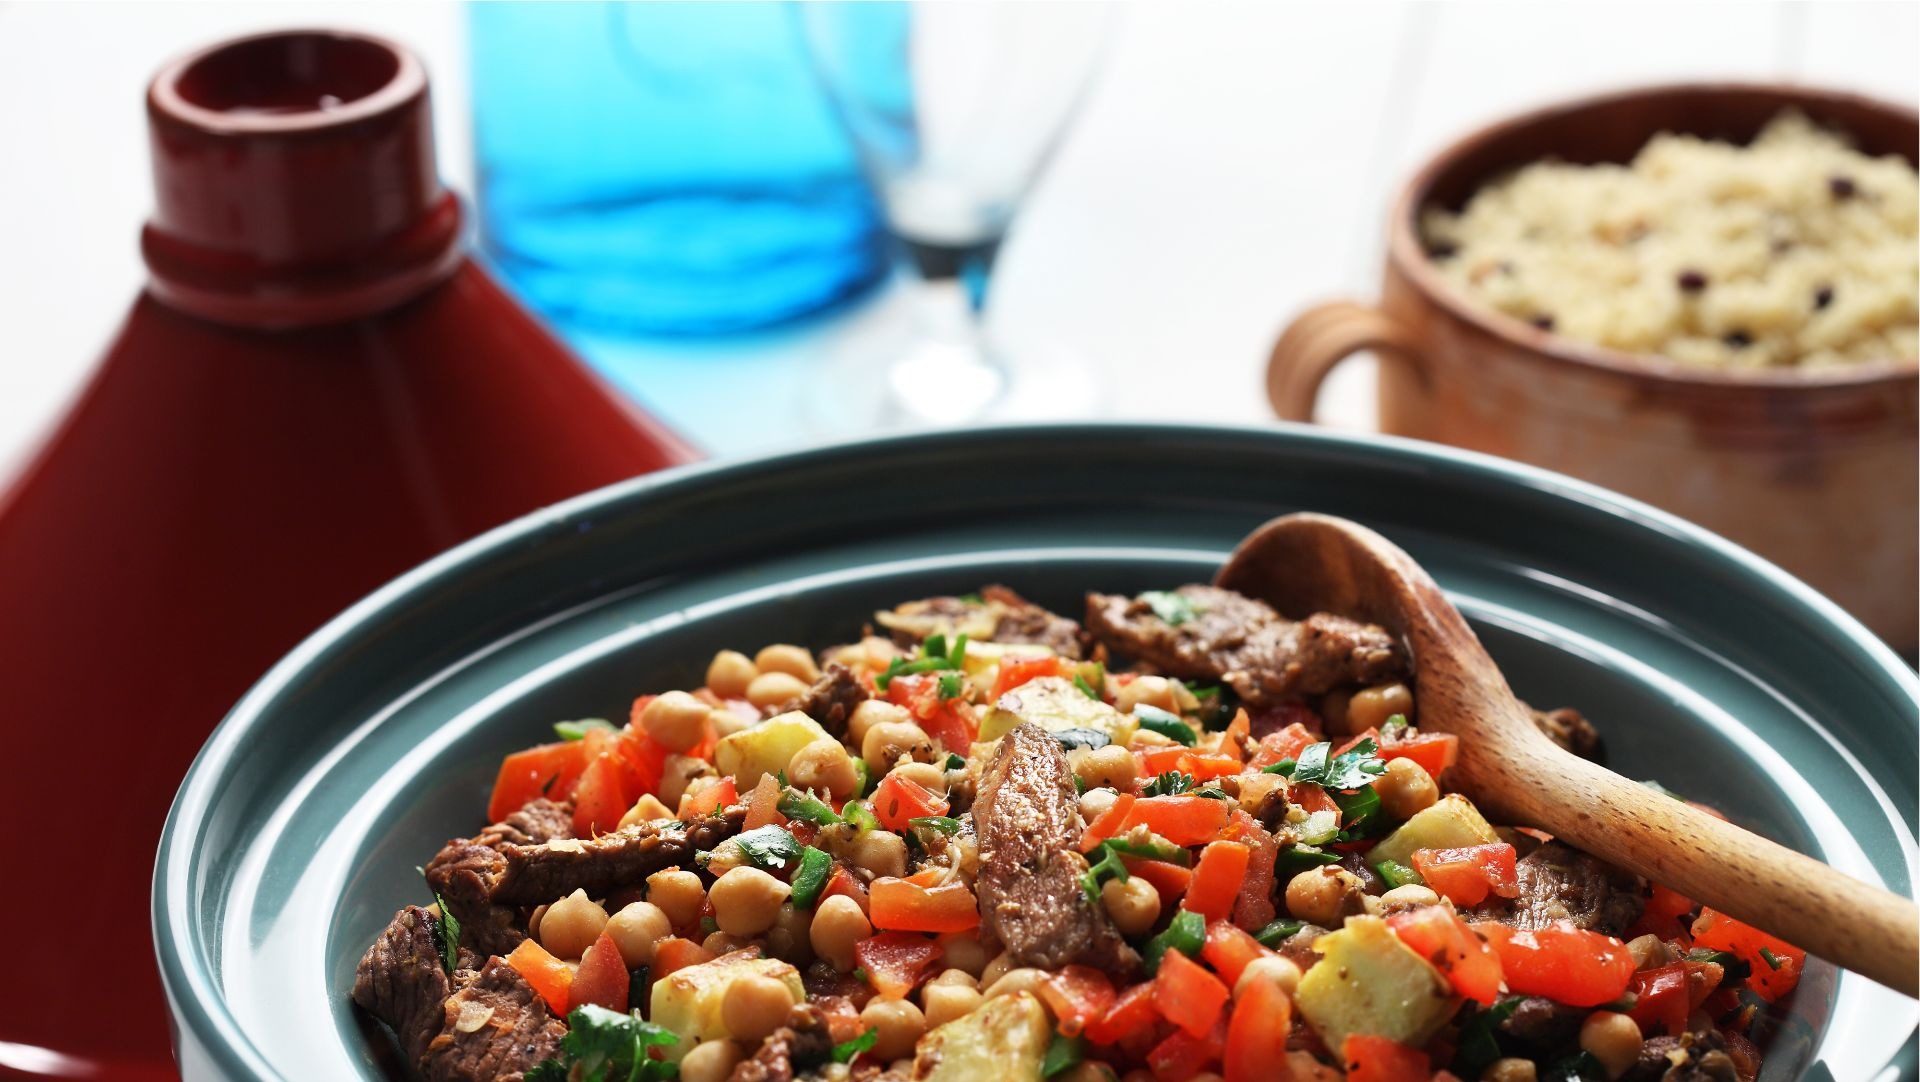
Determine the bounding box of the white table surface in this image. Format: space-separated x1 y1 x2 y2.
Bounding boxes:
2 1 1914 466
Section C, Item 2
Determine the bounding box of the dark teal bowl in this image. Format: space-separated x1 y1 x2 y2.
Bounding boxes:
153 424 1918 1081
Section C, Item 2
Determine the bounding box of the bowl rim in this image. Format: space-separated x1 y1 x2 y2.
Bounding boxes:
1388 79 1920 393
151 421 1920 1081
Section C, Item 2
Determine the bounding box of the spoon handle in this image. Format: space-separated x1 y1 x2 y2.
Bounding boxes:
1476 736 1919 998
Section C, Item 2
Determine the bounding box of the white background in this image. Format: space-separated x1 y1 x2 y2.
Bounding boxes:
1 1 1914 463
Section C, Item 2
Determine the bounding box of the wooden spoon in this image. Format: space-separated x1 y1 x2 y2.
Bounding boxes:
1216 511 1919 998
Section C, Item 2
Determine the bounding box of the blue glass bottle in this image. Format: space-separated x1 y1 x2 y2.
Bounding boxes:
469 2 889 335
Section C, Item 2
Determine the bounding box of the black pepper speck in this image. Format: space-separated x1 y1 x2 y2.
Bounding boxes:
1814 285 1835 310
1428 241 1457 261
1677 270 1708 293
1829 175 1857 200
1725 330 1753 349
1530 315 1555 331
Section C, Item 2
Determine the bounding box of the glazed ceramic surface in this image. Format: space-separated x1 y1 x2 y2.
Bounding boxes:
153 424 1919 1081
1267 83 1920 653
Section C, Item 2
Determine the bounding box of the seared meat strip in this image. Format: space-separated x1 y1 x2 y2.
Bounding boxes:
1085 586 1404 705
353 907 563 1082
1624 1031 1741 1082
1530 704 1601 759
972 723 1138 975
425 798 576 956
727 1002 834 1082
1497 996 1587 1053
877 586 1086 660
779 661 870 736
1470 841 1645 935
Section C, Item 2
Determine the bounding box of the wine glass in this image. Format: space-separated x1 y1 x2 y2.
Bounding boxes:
797 1 1117 431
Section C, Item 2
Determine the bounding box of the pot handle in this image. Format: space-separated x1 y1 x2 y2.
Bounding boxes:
1267 300 1427 421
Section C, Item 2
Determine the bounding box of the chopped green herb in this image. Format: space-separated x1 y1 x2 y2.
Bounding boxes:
832 1027 879 1064
910 815 963 836
1451 996 1525 1075
1079 842 1131 902
1075 661 1108 700
432 893 462 977
1334 785 1382 829
1264 758 1297 777
958 592 984 605
790 846 834 909
1144 909 1207 974
1073 674 1101 701
1042 1033 1086 1077
1295 809 1341 846
1180 680 1220 698
1140 590 1198 626
1374 859 1422 889
733 825 803 870
1276 843 1341 872
1759 946 1785 970
1684 947 1751 983
552 718 617 741
874 633 970 692
1142 770 1198 797
945 753 965 770
777 787 842 825
526 1004 679 1082
1380 713 1410 735
1101 834 1192 866
1274 738 1385 791
1053 727 1113 751
1253 919 1303 948
1135 704 1197 746
1542 1050 1607 1082
843 800 881 834
938 672 965 700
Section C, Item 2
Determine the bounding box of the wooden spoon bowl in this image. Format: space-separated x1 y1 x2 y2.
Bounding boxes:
1216 511 1919 997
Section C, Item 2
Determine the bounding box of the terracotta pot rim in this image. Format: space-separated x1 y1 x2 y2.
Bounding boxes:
1389 80 1920 394
148 28 426 137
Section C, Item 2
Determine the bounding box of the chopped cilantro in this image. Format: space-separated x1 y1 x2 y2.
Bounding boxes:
732 825 803 870
1134 704 1197 746
526 1004 678 1082
553 718 616 741
1268 738 1385 790
1042 1033 1086 1077
1073 674 1101 701
1078 842 1131 902
937 672 965 699
432 893 461 977
1451 996 1525 1075
1333 785 1382 829
1140 590 1198 626
1253 919 1303 947
1142 770 1198 797
832 1027 878 1064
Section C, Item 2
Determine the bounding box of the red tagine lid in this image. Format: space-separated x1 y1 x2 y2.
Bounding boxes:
142 29 463 328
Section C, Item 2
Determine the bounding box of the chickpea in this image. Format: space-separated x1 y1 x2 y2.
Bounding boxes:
1481 1060 1537 1082
935 931 991 977
861 998 926 1060
810 895 871 971
721 972 798 1044
1579 1012 1643 1079
703 931 754 955
985 967 1048 1001
848 699 911 748
540 889 609 959
922 981 984 1029
847 829 909 879
606 901 672 966
1285 867 1367 927
1348 683 1414 730
1374 758 1439 820
1321 689 1353 731
1129 729 1176 748
709 867 792 937
1100 876 1162 937
1235 772 1286 816
755 644 820 683
618 793 677 829
1115 675 1180 714
1072 745 1137 791
929 967 978 989
527 903 549 942
659 754 715 810
746 671 810 710
709 706 753 740
979 951 1016 989
1079 786 1119 822
863 719 933 773
647 868 707 929
641 690 712 753
889 760 948 794
766 903 814 966
706 650 759 699
1234 954 1302 999
1627 933 1674 971
789 740 860 800
1378 884 1442 912
679 1039 743 1082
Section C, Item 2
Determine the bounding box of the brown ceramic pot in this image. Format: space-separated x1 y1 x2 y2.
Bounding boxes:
1269 83 1919 653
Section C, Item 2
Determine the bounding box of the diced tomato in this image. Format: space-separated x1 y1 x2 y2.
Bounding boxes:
505 938 574 1015
1123 796 1233 847
1220 709 1251 760
571 754 630 838
570 929 631 1013
822 864 871 914
1086 981 1158 1046
1179 752 1246 782
855 931 943 1000
1387 906 1503 1005
1224 971 1291 1082
1156 948 1231 1038
489 741 588 822
614 728 671 804
1332 729 1376 757
650 936 716 979
1690 908 1806 1002
1183 842 1251 923
871 773 949 832
1247 721 1318 771
1201 921 1271 986
991 656 1070 699
679 775 737 819
815 995 864 1045
1149 1015 1228 1081
886 674 978 754
1473 921 1635 1007
1228 814 1279 930
1627 881 1696 941
868 877 980 933
1411 843 1519 907
1140 745 1191 777
1081 793 1137 852
1289 782 1340 819
743 773 786 830
1379 731 1459 779
1247 703 1321 741
1343 1034 1430 1082
1123 856 1195 909
1626 961 1691 1037
1038 965 1116 1038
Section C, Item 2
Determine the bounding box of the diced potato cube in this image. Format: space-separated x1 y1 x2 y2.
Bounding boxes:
714 711 832 791
1366 793 1499 868
648 951 805 1059
977 676 1136 745
1293 915 1459 1052
911 991 1050 1081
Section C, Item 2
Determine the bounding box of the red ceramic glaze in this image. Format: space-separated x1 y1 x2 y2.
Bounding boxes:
0 31 693 1079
